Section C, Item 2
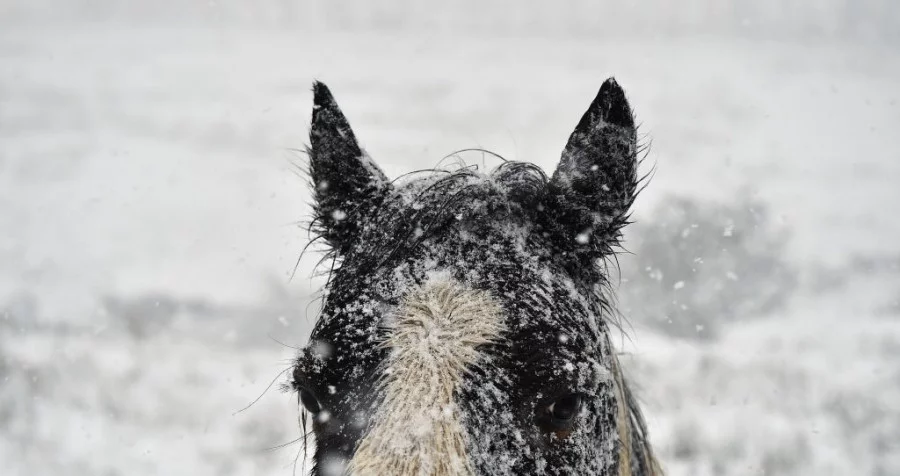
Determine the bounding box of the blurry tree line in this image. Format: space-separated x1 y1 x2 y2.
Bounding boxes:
4 0 899 44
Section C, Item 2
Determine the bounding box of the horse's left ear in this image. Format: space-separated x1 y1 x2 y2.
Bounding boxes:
546 78 639 254
309 81 391 255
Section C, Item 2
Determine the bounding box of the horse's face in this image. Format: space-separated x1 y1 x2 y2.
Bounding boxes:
293 80 642 476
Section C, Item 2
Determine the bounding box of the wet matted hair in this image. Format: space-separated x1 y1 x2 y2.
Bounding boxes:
291 79 663 476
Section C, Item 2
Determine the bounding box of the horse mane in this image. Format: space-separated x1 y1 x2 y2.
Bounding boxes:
609 334 664 476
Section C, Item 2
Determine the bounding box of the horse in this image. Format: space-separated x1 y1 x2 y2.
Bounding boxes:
290 79 662 476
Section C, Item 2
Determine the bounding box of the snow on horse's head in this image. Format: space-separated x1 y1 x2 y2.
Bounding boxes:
291 80 662 476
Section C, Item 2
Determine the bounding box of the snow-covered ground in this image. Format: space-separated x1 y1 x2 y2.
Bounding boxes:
1 22 899 476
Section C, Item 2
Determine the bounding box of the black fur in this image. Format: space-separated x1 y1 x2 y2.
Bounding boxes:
292 80 655 475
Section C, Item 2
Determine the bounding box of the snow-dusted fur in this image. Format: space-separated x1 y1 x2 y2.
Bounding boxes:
350 279 505 475
292 80 661 476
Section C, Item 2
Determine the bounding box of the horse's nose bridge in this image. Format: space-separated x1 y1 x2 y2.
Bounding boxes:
347 279 505 476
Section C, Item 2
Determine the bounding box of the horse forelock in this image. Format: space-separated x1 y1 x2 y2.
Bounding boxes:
349 278 505 476
309 159 626 296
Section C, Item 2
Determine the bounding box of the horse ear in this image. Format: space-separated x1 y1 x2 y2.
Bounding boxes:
546 78 639 254
309 81 391 255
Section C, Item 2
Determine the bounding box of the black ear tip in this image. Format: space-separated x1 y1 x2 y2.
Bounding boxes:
595 77 634 128
312 81 335 108
600 76 621 91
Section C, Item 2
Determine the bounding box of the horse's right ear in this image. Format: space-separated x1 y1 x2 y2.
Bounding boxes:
308 82 391 255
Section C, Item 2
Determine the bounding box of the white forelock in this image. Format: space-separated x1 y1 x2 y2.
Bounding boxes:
349 279 505 476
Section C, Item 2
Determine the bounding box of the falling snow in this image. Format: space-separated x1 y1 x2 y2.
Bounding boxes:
2 6 899 476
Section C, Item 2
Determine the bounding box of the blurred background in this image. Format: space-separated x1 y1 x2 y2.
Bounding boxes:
1 1 899 475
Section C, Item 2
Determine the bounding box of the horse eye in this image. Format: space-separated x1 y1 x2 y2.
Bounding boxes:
537 393 583 434
548 394 581 421
299 388 322 414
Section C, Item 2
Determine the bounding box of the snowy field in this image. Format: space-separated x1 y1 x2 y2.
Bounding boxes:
2 15 900 476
